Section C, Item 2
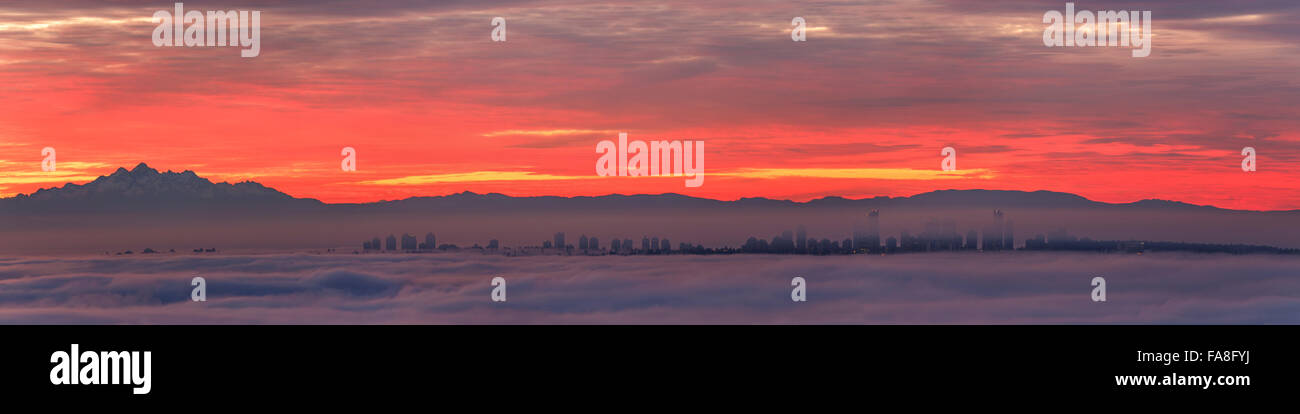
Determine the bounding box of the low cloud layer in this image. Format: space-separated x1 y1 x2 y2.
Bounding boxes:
1 252 1296 324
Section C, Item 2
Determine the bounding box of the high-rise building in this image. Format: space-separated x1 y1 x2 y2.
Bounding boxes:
651 237 660 252
900 230 914 252
588 237 598 251
796 225 807 252
979 210 1005 251
554 232 566 251
1003 220 1015 250
385 234 397 251
579 235 589 250
982 224 1000 251
941 219 958 251
624 239 634 253
610 238 621 252
771 230 795 253
401 233 417 251
371 237 382 251
867 209 881 253
852 223 865 252
965 230 979 250
487 239 499 249
993 209 1004 250
660 238 670 252
425 233 436 251
642 236 651 252
923 220 941 251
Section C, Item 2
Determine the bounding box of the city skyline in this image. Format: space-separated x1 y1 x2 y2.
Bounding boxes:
90 215 1295 258
345 207 1299 257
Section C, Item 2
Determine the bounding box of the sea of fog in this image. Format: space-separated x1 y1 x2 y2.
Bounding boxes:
0 251 1296 324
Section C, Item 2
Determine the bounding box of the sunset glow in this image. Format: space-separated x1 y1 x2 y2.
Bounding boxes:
2 0 1298 209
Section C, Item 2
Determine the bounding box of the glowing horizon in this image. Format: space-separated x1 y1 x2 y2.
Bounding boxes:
2 0 1299 209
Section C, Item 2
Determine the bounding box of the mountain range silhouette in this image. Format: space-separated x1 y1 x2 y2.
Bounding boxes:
3 164 1300 252
0 163 1271 213
5 163 304 208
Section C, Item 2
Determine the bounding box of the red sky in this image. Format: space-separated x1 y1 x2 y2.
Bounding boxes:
2 0 1299 209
